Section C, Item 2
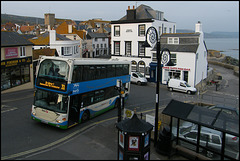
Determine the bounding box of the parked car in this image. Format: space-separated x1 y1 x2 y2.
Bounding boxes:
183 129 222 157
130 72 147 85
201 127 239 149
167 79 197 94
182 127 239 158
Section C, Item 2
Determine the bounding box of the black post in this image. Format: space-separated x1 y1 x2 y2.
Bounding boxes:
154 41 160 147
117 80 122 123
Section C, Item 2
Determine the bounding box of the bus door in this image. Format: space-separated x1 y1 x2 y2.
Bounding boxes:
68 95 81 126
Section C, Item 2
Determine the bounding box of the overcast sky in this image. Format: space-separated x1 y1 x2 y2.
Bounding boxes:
1 1 239 33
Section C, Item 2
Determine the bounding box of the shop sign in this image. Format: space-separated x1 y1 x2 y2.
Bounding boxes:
163 66 190 71
1 56 32 68
5 48 18 59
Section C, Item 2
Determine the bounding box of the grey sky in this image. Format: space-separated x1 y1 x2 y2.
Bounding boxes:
1 1 239 33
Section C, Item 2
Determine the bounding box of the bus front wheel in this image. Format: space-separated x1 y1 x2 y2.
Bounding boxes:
81 111 89 122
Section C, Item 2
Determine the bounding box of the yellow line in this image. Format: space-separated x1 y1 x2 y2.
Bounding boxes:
1 107 161 160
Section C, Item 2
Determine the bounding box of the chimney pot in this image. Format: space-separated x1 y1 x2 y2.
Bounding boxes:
128 6 130 10
133 5 135 9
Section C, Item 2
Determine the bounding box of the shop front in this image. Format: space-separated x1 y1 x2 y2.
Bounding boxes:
162 66 191 85
1 56 32 91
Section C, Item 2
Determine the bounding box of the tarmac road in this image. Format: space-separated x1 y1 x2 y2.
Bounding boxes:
1 63 239 160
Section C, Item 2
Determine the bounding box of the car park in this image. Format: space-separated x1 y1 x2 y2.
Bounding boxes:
130 72 147 85
167 79 197 94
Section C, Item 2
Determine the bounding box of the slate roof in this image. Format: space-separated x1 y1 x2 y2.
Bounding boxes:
86 32 108 39
160 44 199 53
29 31 71 46
160 33 201 53
1 31 34 47
161 33 200 37
120 4 156 20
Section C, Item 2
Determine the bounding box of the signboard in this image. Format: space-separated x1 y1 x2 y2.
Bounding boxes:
146 114 161 131
5 48 18 59
1 56 32 68
163 66 190 71
36 77 67 92
124 109 134 119
146 114 155 131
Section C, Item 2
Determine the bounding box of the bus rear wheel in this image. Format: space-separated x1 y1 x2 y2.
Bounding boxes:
81 111 89 122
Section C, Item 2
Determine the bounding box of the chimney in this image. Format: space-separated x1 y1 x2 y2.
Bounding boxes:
48 25 51 31
68 24 72 33
49 30 56 45
195 21 202 33
127 5 136 20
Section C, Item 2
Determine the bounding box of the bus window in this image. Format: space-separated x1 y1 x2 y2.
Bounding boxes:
72 66 83 83
38 59 69 80
96 66 106 79
81 92 94 107
116 64 123 76
123 64 129 75
83 66 95 81
94 90 104 102
107 65 116 77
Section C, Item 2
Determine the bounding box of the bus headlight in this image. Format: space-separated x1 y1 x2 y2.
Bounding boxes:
57 118 66 123
57 120 62 123
32 112 36 116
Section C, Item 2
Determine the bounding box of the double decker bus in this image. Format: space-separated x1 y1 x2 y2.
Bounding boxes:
31 56 130 129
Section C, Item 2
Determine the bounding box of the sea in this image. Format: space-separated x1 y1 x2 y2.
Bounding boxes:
204 38 239 60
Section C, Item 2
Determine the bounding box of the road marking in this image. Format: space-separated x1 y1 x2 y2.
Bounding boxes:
1 94 33 103
1 108 162 160
1 105 18 113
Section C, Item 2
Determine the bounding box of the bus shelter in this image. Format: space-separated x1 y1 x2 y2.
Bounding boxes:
161 99 239 160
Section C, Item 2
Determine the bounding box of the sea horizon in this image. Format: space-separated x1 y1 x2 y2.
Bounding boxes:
205 37 239 60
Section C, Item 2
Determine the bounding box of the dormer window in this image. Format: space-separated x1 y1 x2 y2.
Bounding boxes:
168 37 179 44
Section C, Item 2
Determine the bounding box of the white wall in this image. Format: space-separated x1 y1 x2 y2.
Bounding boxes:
49 30 81 58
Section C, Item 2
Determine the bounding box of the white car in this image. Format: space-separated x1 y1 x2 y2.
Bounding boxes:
130 72 147 85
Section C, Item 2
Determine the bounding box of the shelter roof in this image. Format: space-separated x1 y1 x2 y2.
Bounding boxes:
162 99 239 136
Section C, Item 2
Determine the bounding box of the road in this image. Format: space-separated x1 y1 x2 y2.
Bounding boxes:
1 63 239 159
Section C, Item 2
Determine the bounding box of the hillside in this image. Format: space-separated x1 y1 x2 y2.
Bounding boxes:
1 13 82 26
1 13 239 38
1 13 45 25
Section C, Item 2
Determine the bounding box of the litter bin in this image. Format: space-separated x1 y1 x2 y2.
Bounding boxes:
156 126 175 157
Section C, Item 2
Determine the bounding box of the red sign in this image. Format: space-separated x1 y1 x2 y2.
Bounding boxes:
163 66 191 71
5 48 18 59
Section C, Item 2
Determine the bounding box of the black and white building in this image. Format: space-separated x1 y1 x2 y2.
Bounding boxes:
111 4 176 78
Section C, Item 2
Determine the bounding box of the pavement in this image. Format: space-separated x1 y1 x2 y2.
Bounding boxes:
2 63 239 160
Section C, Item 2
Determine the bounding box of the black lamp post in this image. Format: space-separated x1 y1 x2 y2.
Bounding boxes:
143 26 175 147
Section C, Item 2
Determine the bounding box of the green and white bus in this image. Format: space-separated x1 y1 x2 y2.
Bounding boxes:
31 56 131 129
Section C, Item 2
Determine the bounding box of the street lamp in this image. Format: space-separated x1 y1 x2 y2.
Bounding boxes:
143 26 175 147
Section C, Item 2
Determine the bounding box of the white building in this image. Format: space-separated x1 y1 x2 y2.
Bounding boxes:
160 21 208 87
86 32 109 58
30 30 81 58
111 4 176 77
